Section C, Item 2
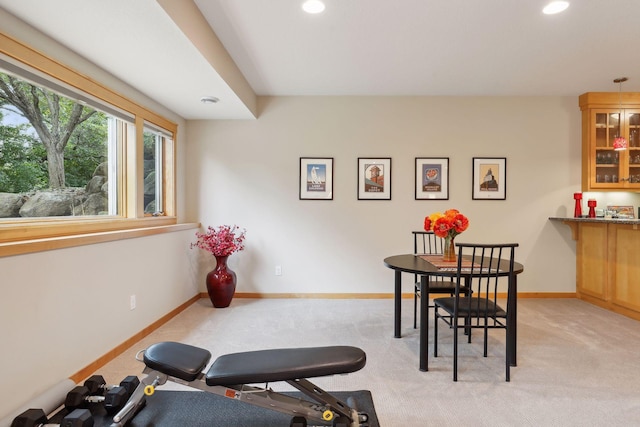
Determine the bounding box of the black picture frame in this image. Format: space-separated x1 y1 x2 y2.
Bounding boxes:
472 157 506 200
415 157 449 200
357 157 391 200
299 157 334 200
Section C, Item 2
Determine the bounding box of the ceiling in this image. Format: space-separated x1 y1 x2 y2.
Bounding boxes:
1 0 640 120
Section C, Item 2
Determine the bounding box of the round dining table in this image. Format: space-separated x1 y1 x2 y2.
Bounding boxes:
384 254 524 372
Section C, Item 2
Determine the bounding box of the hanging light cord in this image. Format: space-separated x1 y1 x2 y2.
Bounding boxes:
614 77 628 124
612 77 628 150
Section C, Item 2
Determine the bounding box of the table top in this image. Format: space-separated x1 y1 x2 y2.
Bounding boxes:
383 253 524 276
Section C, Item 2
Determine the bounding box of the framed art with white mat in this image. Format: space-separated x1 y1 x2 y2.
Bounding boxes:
358 157 391 200
299 157 333 200
472 157 506 200
415 157 449 200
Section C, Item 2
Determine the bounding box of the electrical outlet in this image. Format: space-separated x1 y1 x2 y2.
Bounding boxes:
275 265 282 276
130 294 136 310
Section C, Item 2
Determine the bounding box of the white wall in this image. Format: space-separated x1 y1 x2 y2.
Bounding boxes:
0 231 198 414
186 96 640 296
0 10 198 419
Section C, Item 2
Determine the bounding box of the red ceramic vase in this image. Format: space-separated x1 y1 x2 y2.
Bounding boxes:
206 255 237 308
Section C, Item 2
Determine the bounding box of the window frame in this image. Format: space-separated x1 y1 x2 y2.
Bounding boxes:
0 31 182 256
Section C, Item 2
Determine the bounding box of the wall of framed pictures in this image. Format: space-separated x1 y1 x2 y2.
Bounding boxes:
296 155 508 201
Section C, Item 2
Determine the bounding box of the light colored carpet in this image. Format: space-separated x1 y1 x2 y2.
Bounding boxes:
96 297 640 426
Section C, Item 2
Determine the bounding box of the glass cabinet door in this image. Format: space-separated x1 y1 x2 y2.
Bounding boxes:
626 111 640 185
593 111 622 185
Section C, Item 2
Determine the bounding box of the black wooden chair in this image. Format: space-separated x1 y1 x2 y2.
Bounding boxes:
433 242 518 381
411 231 469 329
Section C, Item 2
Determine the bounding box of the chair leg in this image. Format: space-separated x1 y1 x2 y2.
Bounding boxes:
413 287 418 329
453 316 458 382
505 343 511 382
433 307 438 357
505 325 511 382
483 323 489 357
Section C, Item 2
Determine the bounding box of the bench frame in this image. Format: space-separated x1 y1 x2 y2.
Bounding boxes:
110 345 368 426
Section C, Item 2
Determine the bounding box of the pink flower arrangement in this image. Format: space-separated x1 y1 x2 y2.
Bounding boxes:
191 225 246 257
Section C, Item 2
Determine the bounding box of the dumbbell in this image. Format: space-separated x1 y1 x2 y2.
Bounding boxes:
83 375 140 397
11 407 93 427
64 385 128 413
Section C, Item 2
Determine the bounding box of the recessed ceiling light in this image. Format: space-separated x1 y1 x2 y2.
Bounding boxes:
543 1 570 15
302 0 325 14
200 96 220 104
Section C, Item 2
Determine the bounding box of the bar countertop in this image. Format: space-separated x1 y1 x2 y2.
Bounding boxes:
549 217 640 225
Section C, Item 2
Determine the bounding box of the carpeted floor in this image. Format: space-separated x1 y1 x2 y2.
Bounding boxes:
94 297 640 426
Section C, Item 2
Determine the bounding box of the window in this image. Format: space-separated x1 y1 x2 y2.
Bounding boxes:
0 74 124 217
0 31 179 253
143 126 172 216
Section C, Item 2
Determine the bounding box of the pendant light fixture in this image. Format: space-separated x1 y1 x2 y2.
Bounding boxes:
613 77 628 151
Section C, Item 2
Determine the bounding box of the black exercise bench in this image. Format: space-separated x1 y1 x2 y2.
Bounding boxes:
110 341 369 427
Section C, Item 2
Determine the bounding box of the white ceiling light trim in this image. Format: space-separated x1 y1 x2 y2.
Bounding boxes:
543 1 570 15
200 96 220 104
302 0 325 14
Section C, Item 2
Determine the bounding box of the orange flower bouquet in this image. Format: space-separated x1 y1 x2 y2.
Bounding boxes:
424 209 469 262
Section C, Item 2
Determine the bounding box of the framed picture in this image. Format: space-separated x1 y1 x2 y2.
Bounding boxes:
415 157 449 200
299 157 333 200
357 157 391 200
472 157 506 200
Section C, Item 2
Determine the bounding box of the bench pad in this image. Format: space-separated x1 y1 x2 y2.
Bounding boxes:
144 341 212 382
206 346 366 386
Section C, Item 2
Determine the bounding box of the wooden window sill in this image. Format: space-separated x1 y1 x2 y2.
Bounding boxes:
0 220 199 257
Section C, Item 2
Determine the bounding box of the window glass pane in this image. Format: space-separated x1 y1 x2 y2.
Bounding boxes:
0 70 120 218
143 128 163 215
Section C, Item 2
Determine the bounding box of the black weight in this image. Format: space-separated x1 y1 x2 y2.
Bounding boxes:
65 384 127 413
103 386 128 413
84 374 139 398
118 376 140 397
11 408 48 427
65 386 92 410
11 408 93 427
59 409 93 427
82 375 107 395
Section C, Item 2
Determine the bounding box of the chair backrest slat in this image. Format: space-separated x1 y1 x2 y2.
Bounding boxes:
454 242 519 321
412 231 444 255
412 231 448 284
